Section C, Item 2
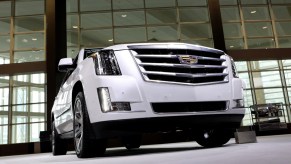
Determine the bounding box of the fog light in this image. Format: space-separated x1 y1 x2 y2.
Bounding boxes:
234 99 244 108
97 87 131 112
97 87 112 113
112 102 131 111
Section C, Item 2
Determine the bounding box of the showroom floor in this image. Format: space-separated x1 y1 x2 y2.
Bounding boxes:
0 134 291 164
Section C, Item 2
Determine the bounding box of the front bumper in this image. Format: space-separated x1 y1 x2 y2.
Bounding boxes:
91 113 244 139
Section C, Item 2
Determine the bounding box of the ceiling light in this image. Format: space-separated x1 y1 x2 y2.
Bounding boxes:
6 39 10 43
32 38 37 41
229 46 234 48
22 39 28 43
108 39 113 42
262 26 268 29
251 11 256 14
121 14 127 18
72 25 78 29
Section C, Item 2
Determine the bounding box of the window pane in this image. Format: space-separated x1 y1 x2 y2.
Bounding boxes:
31 73 45 84
183 40 213 47
223 23 242 38
147 26 178 41
178 0 207 6
248 38 275 49
14 50 45 63
81 29 113 47
242 107 252 126
81 13 112 28
251 60 278 71
114 27 146 43
15 16 44 32
253 71 282 88
14 33 44 50
0 125 8 144
244 90 253 107
241 0 267 5
0 87 9 106
67 47 79 58
12 124 27 143
31 103 45 113
113 0 144 9
0 53 10 64
245 22 273 37
66 0 78 13
67 31 78 46
221 7 240 21
279 38 291 48
13 74 29 84
146 9 176 24
235 61 248 72
242 7 270 20
0 1 11 17
226 39 244 49
114 11 145 26
13 87 28 104
0 18 11 34
255 88 285 104
12 105 28 112
30 122 44 142
67 14 78 29
15 0 44 16
80 0 111 12
179 8 209 22
271 0 291 4
285 70 291 87
145 0 175 8
282 60 291 69
220 0 238 5
181 24 212 39
12 116 27 124
276 22 291 36
0 35 10 51
238 72 251 88
287 88 291 103
272 6 291 20
30 87 45 103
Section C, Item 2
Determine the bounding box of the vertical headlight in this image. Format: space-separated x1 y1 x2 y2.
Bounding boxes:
230 57 239 78
94 50 121 75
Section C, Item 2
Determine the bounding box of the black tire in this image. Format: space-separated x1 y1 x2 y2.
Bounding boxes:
52 121 67 155
122 135 142 150
73 92 106 158
194 129 232 148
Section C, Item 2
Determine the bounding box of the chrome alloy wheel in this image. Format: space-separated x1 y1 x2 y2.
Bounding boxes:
74 98 84 154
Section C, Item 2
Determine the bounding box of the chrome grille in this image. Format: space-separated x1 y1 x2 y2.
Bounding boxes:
131 48 228 85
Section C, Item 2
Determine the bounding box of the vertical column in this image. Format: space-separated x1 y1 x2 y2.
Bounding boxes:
208 0 226 51
46 0 67 131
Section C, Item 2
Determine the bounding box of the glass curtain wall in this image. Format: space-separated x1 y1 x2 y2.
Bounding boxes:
220 0 291 49
66 0 213 57
0 0 47 145
235 60 291 125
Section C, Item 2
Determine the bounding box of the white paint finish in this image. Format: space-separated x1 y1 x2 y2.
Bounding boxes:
1 134 291 164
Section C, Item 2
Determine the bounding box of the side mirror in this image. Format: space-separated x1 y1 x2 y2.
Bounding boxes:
58 58 74 72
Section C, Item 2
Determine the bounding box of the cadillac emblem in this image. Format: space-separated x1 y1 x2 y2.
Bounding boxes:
177 55 198 65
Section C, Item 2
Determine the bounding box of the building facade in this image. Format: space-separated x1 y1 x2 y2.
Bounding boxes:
0 0 291 145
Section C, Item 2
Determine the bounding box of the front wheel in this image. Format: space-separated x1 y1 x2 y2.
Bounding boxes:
194 129 232 148
74 92 106 158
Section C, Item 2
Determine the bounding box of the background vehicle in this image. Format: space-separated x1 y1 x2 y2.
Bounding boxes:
51 43 245 158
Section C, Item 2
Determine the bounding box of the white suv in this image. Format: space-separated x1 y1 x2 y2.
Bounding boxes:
51 43 245 158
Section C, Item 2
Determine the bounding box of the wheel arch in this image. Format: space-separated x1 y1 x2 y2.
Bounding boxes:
72 81 84 111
